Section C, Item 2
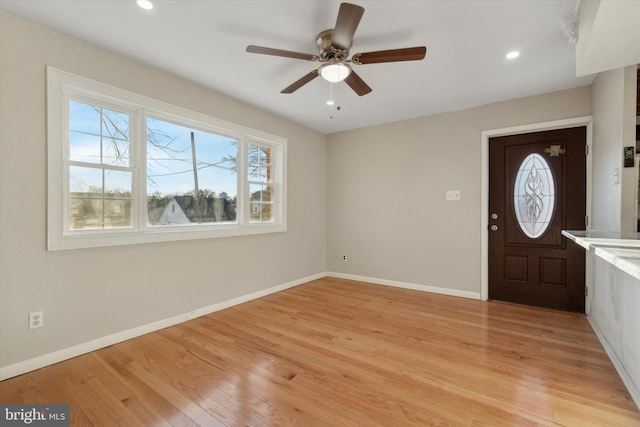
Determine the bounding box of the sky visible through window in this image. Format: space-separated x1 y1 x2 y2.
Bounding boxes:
146 116 237 198
69 101 130 167
68 101 238 199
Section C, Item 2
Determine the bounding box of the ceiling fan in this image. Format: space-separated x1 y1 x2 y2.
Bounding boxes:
246 2 427 96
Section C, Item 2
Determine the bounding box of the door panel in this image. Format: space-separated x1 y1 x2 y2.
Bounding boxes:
489 127 586 312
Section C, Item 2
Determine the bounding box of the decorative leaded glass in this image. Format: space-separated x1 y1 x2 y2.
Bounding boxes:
514 153 555 238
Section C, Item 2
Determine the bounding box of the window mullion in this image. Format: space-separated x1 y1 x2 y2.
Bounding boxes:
237 138 248 226
67 160 131 173
273 143 282 224
100 107 105 229
136 109 147 232
101 168 106 228
62 94 71 235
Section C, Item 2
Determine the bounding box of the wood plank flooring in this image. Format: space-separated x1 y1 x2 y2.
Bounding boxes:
1 277 639 426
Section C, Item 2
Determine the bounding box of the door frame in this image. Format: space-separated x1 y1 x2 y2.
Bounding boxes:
480 116 593 310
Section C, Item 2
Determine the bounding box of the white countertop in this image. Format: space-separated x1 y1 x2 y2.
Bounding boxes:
562 230 640 280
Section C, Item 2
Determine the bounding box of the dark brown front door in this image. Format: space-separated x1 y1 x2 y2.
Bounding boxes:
489 127 586 312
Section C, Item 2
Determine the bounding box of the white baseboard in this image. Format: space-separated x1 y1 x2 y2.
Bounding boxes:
587 316 640 410
327 272 482 300
0 272 327 381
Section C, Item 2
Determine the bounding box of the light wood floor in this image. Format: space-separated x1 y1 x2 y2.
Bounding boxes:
2 277 639 426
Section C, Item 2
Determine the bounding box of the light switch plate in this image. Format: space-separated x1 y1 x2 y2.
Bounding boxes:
446 190 461 201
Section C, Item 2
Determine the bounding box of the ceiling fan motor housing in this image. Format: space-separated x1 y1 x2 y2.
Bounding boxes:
316 29 350 61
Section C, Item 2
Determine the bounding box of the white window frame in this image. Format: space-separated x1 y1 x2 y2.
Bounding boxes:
47 67 287 250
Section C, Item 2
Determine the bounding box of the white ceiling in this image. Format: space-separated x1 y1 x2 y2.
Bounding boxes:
0 0 596 134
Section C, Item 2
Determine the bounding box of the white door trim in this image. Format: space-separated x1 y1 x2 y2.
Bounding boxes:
480 116 593 302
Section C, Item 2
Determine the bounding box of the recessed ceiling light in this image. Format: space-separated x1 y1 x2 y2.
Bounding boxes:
137 0 153 10
506 51 520 60
326 100 335 106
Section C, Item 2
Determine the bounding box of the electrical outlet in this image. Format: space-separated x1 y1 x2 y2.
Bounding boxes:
29 311 43 330
342 254 348 261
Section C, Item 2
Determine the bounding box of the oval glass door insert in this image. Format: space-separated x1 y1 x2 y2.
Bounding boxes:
514 153 555 238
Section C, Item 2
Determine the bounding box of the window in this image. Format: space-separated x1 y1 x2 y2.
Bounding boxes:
145 116 238 226
68 100 134 230
513 153 555 239
47 67 286 250
248 144 273 223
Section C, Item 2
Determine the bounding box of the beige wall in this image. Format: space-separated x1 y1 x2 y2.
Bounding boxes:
621 66 639 232
327 87 592 294
0 11 327 370
591 65 638 232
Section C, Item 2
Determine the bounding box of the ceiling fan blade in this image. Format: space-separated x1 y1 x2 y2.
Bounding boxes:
344 70 372 96
281 70 320 93
332 3 365 51
352 46 427 64
246 45 317 61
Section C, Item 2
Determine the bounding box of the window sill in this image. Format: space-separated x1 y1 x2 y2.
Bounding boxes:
48 223 287 251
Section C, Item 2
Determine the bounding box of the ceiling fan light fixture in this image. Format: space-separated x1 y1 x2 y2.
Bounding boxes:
319 61 351 83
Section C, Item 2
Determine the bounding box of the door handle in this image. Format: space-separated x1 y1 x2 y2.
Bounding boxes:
490 225 498 232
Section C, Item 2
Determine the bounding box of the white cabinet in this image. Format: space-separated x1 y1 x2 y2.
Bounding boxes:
621 270 640 391
588 254 640 408
562 230 640 408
